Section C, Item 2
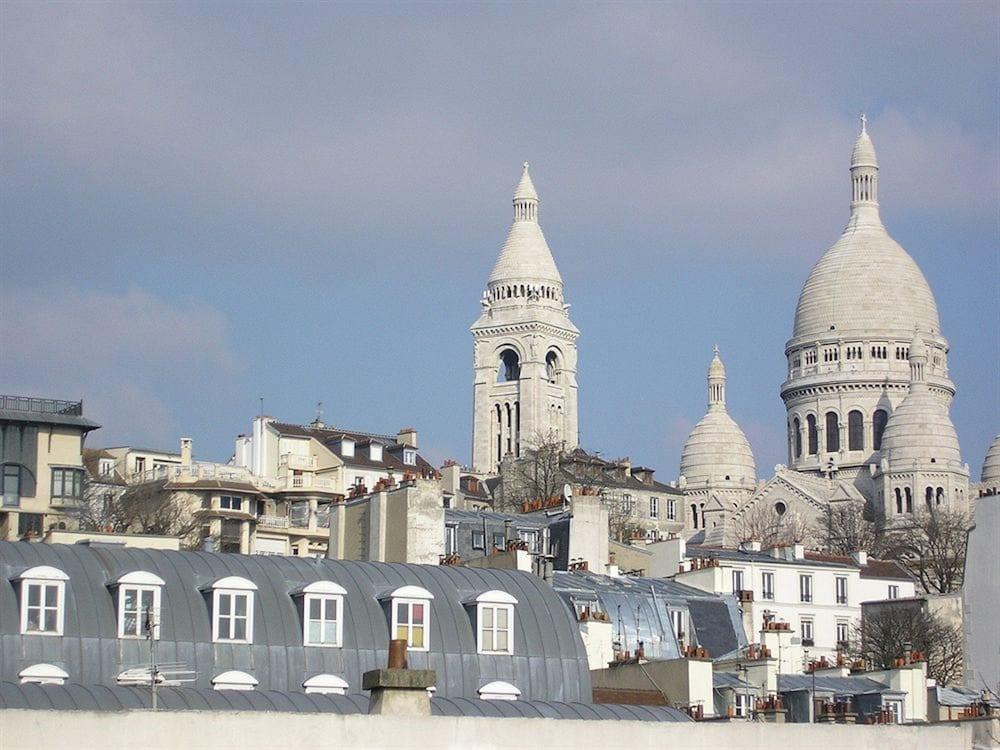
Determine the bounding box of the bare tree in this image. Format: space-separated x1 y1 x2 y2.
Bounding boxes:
853 606 964 685
494 430 565 512
814 501 895 558
77 478 201 549
731 503 810 548
900 507 971 594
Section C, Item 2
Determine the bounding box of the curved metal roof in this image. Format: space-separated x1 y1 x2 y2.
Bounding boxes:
0 541 590 702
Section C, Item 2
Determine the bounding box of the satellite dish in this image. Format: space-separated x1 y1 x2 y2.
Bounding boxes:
562 484 572 501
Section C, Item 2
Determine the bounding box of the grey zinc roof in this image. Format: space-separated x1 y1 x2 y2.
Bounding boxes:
777 674 894 696
551 571 747 662
0 541 590 703
0 682 691 721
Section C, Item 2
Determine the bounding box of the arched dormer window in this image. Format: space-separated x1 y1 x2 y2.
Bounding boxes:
19 663 68 685
470 590 517 655
498 349 520 382
478 680 521 701
15 565 69 635
204 576 256 644
212 670 258 691
295 580 346 647
303 673 349 695
114 571 165 639
385 585 433 651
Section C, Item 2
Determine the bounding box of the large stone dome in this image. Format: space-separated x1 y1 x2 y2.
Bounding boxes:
792 121 941 342
679 348 757 487
982 434 1000 485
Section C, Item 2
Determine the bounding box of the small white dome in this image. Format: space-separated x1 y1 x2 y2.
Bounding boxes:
679 409 757 486
851 127 878 168
981 435 1000 485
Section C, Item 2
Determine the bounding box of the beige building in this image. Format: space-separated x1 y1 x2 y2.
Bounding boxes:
0 394 99 541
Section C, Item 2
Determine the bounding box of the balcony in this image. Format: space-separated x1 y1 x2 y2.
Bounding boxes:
263 475 338 492
279 453 317 472
257 514 290 529
129 463 254 485
0 395 83 416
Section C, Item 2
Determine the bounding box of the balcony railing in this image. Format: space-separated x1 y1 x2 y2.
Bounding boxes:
0 395 83 416
130 464 254 485
257 515 290 529
279 453 318 471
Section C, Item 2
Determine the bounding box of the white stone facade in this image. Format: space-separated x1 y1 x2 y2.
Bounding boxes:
471 165 579 473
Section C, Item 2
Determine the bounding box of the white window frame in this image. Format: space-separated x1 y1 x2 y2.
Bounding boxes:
800 617 814 643
16 566 69 636
835 576 848 605
219 494 244 511
115 571 165 639
836 619 849 646
666 498 676 520
888 585 899 599
734 691 750 718
388 585 433 652
649 496 659 519
799 574 813 603
732 569 744 593
761 571 774 600
475 590 517 655
403 449 417 466
208 576 257 644
445 524 458 555
300 580 346 648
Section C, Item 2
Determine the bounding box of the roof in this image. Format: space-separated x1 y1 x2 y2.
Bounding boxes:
686 545 912 580
778 674 896 697
0 406 100 432
713 672 754 690
0 541 590 703
934 685 985 707
487 165 562 287
982 434 1000 485
0 682 690 721
561 449 681 495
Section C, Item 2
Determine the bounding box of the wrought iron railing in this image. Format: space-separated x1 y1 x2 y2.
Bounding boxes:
0 395 83 415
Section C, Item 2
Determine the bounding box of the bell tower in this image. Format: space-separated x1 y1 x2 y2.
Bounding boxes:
471 164 579 473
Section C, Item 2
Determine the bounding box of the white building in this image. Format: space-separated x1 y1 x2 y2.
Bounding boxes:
470 164 580 473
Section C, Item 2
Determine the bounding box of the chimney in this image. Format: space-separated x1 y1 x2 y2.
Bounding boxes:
792 543 805 560
851 550 868 566
363 639 436 716
180 438 193 467
397 428 418 448
739 540 762 553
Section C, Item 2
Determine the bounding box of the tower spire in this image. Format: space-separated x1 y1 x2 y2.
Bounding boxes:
850 114 880 220
513 162 539 223
707 346 727 410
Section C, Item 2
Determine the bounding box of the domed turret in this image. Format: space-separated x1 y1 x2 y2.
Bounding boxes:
679 347 757 487
880 331 962 466
980 435 1000 487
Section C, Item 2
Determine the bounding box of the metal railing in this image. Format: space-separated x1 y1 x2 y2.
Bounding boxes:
0 395 83 415
257 515 290 529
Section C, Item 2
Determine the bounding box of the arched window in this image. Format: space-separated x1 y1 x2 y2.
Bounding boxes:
691 503 698 529
904 487 913 513
848 411 864 451
925 487 934 508
793 417 802 458
205 576 257 644
15 566 69 635
498 349 520 382
386 585 434 651
114 571 165 639
495 404 503 465
894 488 902 514
825 412 840 452
806 415 818 455
936 487 944 506
545 351 559 382
872 409 888 451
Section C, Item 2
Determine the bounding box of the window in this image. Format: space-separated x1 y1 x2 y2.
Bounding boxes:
303 674 348 695
116 571 165 639
472 529 485 550
18 663 68 686
478 681 521 701
518 528 539 553
825 412 840 452
836 620 849 647
211 670 258 691
16 566 68 635
492 531 506 550
649 496 659 519
761 572 774 601
800 618 814 644
545 351 559 382
691 503 699 529
2 464 21 506
848 411 864 451
669 609 687 644
354 475 364 488
734 692 750 718
873 410 888 451
389 585 433 651
99 459 114 476
498 349 521 382
883 699 902 724
134 457 146 474
835 576 848 605
806 415 818 455
301 581 346 647
888 585 899 599
50 468 83 501
666 499 676 520
220 495 243 511
475 590 517 655
208 576 256 643
799 574 813 603
793 417 802 458
403 448 416 466
444 525 457 555
732 569 744 593
17 512 43 538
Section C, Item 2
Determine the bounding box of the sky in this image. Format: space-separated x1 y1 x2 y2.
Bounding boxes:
1 2 997 479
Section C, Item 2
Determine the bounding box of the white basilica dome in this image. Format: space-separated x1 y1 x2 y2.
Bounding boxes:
791 125 941 342
679 348 757 487
981 435 1000 486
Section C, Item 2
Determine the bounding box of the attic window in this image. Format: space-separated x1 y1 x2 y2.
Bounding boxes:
369 443 383 462
212 670 258 691
340 439 355 458
206 576 257 644
15 565 69 636
387 585 434 652
19 663 68 686
114 571 166 639
473 590 517 655
403 448 417 466
297 580 346 647
303 673 349 695
478 681 521 701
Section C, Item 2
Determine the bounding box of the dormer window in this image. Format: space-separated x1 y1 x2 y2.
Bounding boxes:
340 438 355 458
114 571 165 639
19 664 68 685
478 681 521 701
369 443 383 462
386 585 433 651
15 566 68 635
206 576 256 643
303 674 349 695
211 670 258 691
99 458 114 477
473 590 517 655
296 580 346 647
403 449 417 466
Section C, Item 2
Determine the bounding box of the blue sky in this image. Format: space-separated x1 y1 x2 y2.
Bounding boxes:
2 2 997 479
